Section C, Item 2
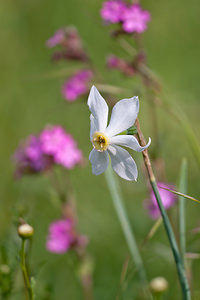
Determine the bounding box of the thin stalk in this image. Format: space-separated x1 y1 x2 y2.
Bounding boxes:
154 295 163 300
95 83 126 95
20 239 34 300
78 252 94 300
80 271 93 300
135 118 191 300
142 217 162 247
105 165 148 286
50 169 93 300
179 159 188 262
116 256 130 300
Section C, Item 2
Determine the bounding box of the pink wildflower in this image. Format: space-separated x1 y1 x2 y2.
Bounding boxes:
55 146 82 169
106 54 136 76
46 219 88 254
13 125 83 177
13 136 51 177
101 0 127 23
47 26 88 62
46 219 74 253
145 182 176 219
107 55 120 68
62 70 93 102
40 126 75 155
46 29 65 48
40 125 83 168
122 4 151 33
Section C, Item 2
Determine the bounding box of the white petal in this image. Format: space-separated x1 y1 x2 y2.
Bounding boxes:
110 135 151 152
89 149 109 175
90 114 98 140
87 86 108 133
105 96 139 137
108 145 138 181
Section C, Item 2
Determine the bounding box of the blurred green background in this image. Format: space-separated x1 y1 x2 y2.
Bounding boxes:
0 0 200 299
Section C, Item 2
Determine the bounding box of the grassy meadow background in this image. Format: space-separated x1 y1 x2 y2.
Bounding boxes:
0 0 200 299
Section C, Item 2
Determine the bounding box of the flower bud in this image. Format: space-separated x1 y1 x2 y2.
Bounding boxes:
0 264 10 275
18 224 34 239
149 277 168 294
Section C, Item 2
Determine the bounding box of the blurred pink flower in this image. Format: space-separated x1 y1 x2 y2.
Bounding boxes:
107 55 120 68
122 4 151 33
46 219 88 254
40 126 75 155
13 136 52 177
62 70 93 102
101 0 127 23
107 54 136 76
55 145 82 169
145 182 176 219
13 126 83 177
46 219 74 253
40 125 83 168
46 29 65 48
47 26 88 62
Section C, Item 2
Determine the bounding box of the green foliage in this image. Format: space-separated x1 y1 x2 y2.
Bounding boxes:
0 0 200 299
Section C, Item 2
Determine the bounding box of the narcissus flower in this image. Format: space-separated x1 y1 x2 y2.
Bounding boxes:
88 86 151 181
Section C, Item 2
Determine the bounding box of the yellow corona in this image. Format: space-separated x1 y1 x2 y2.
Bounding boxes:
92 132 109 152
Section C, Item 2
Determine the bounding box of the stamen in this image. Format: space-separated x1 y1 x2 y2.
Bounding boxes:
92 132 109 152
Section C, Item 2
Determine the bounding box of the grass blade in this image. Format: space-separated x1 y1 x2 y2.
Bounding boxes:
104 164 149 289
159 187 200 205
179 158 188 261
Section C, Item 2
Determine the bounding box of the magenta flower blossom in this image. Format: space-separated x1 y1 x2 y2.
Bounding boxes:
107 55 120 68
40 126 75 155
40 125 83 169
106 54 136 76
122 4 151 33
25 136 43 163
46 219 74 253
46 29 65 48
101 0 127 23
47 27 88 62
13 126 83 177
46 219 88 254
145 182 176 219
55 145 82 169
13 136 51 177
62 70 93 102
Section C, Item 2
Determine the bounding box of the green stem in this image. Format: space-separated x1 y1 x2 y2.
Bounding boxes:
20 239 34 300
95 83 126 95
105 165 148 285
135 118 191 300
154 295 162 300
150 180 190 300
179 159 187 262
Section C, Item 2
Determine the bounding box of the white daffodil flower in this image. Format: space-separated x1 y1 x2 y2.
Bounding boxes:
88 86 151 181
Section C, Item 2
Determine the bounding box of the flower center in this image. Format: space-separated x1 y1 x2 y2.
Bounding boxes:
92 132 109 152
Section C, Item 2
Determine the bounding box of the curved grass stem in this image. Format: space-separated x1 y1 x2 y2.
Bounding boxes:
135 118 191 300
